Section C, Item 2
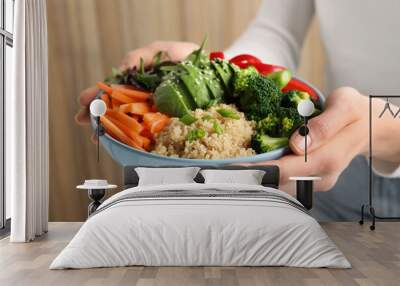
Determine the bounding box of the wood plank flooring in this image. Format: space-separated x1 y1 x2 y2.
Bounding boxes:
1 222 400 286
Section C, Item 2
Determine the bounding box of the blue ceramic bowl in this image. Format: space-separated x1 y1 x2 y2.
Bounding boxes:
92 76 324 167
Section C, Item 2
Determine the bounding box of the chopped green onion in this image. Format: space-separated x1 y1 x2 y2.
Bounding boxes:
187 130 195 142
202 115 213 121
153 51 164 66
139 57 145 74
216 108 240 119
187 128 206 142
180 114 197 125
195 129 206 138
213 122 223 135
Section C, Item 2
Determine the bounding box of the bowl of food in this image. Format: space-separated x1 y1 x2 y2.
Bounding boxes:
91 41 324 167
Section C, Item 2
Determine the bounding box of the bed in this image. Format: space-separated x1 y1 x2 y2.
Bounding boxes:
50 165 350 269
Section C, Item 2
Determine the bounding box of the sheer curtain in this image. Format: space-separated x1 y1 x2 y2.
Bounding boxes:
7 0 49 242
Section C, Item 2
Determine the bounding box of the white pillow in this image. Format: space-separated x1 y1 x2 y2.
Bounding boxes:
200 169 266 185
135 167 200 186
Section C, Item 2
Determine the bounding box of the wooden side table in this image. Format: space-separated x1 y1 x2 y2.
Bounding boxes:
77 180 117 216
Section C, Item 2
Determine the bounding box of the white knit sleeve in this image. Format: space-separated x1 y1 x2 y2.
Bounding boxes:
372 159 400 178
224 0 315 71
371 98 400 178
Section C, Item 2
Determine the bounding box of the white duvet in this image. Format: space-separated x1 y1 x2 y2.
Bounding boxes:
50 183 350 269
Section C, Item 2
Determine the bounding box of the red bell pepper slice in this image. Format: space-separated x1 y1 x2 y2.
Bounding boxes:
252 62 286 75
229 54 261 67
229 54 286 75
282 78 319 102
209 51 225 60
229 54 261 64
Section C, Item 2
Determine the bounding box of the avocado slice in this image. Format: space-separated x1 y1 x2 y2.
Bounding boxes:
221 60 236 92
202 65 224 102
154 79 195 117
179 64 211 108
211 59 233 94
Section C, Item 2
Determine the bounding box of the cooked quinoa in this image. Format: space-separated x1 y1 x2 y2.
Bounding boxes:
152 104 256 159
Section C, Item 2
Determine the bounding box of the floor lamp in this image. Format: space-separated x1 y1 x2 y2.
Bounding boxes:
359 95 400 230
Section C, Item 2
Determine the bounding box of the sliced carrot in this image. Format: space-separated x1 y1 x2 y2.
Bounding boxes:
100 116 143 150
107 116 145 147
111 90 136 104
102 122 118 140
131 114 141 121
143 112 163 128
120 102 151 115
143 112 170 134
111 98 123 110
106 109 144 133
150 117 171 134
100 115 128 143
150 105 158 112
118 104 130 114
101 93 111 108
112 85 151 101
107 115 152 151
111 84 135 90
141 136 152 151
104 129 119 141
143 112 167 127
140 128 154 140
111 97 123 104
96 82 113 94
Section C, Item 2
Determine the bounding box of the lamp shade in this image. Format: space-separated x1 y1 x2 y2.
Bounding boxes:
90 99 107 117
297 99 315 117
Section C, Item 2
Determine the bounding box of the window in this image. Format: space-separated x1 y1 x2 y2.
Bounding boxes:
1 0 14 234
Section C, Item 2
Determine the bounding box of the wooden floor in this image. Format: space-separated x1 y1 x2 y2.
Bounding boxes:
1 222 400 286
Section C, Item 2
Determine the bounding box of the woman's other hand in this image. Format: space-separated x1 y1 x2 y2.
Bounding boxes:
75 41 199 125
247 87 400 193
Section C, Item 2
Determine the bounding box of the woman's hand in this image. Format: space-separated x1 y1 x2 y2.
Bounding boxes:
248 87 400 194
75 41 198 125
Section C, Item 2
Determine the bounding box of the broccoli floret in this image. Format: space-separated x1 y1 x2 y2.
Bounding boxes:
281 90 311 108
257 107 302 137
278 107 303 137
233 66 259 93
257 114 280 136
282 117 294 135
251 133 289 153
236 73 282 121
